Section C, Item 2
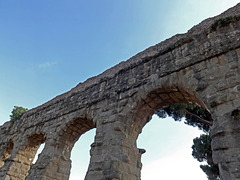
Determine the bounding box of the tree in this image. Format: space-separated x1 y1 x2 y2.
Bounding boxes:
10 106 28 126
192 134 220 180
156 103 220 179
156 103 212 132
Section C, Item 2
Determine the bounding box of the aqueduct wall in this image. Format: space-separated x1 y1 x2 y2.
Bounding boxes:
1 3 240 180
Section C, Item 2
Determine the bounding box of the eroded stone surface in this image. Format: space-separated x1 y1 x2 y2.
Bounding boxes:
0 3 240 180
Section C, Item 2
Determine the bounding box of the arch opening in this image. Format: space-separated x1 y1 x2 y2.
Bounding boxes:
56 117 96 180
2 133 47 179
137 113 208 179
25 117 96 180
132 87 207 138
31 142 45 165
132 87 216 179
70 128 96 180
26 133 46 168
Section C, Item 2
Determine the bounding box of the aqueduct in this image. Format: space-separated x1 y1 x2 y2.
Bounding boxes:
1 3 240 180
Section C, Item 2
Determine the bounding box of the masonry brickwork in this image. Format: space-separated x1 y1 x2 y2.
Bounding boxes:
0 3 240 180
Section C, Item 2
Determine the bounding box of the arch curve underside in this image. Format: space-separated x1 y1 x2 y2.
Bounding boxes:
1 3 240 180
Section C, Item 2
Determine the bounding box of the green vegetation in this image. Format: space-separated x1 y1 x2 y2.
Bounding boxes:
156 103 220 180
210 15 240 31
192 134 220 180
10 106 28 126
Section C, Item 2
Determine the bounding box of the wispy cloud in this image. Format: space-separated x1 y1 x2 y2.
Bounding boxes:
38 62 57 69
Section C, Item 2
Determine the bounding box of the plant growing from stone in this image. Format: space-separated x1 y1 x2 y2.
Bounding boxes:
10 106 28 126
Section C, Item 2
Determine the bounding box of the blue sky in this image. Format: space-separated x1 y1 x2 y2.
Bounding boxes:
0 0 239 179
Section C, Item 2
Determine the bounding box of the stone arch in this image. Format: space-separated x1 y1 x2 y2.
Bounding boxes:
85 65 212 179
57 117 96 146
131 87 213 179
0 133 46 180
26 117 95 180
132 89 206 140
122 65 206 136
128 48 240 179
134 83 210 176
85 47 240 179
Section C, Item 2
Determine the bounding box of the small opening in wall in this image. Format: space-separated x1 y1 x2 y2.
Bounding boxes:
231 109 240 117
32 142 45 165
26 133 45 167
